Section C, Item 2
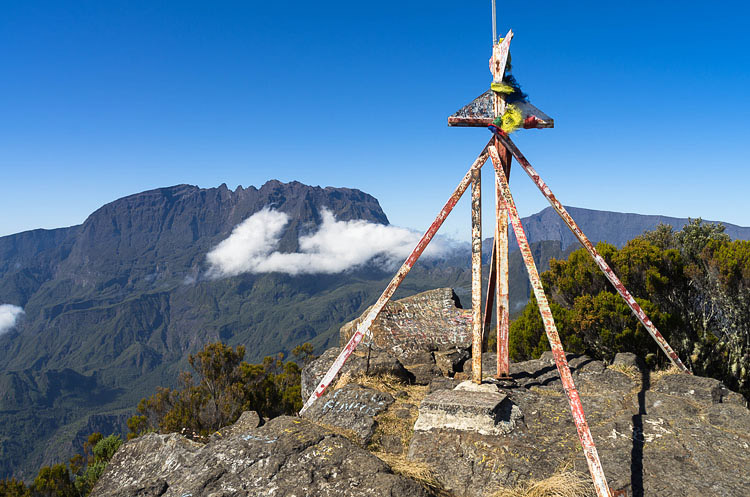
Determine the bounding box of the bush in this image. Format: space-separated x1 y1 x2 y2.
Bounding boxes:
510 220 750 399
128 342 313 439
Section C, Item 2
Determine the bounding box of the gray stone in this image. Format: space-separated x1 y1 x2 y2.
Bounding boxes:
414 389 522 436
301 384 394 444
340 288 472 368
427 376 460 393
92 416 429 497
210 410 261 441
454 380 501 394
301 347 413 401
612 352 646 371
434 348 470 376
407 355 750 497
379 434 404 455
651 371 746 406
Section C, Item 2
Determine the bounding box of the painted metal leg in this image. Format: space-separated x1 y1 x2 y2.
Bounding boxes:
493 139 511 378
490 144 613 497
491 130 689 373
299 141 493 415
471 168 483 384
482 243 497 352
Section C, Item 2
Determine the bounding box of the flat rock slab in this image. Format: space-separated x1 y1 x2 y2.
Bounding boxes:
92 416 429 497
414 388 522 436
301 384 394 444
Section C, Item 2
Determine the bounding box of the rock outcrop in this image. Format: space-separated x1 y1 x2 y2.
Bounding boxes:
92 416 429 497
98 347 750 497
339 288 472 383
301 347 414 401
410 352 750 497
301 384 394 444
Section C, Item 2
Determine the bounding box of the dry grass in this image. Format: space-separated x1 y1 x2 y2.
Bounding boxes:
607 363 641 381
374 452 441 487
334 373 444 493
489 470 596 497
333 372 403 392
332 372 429 452
529 386 564 397
372 384 428 452
651 364 683 383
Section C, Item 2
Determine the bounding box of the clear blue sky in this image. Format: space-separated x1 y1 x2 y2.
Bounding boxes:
1 1 748 239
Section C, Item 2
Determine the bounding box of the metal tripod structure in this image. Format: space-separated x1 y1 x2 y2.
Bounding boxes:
299 10 691 497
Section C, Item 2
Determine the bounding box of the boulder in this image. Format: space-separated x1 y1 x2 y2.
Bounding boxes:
434 348 470 377
339 288 472 382
92 416 430 497
210 410 261 441
301 384 394 444
301 347 413 401
612 352 646 372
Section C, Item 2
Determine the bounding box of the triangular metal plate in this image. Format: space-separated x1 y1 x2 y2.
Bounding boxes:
448 90 554 129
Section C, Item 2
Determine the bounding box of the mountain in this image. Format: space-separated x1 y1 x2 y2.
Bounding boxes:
0 180 472 479
511 205 750 250
1 180 748 480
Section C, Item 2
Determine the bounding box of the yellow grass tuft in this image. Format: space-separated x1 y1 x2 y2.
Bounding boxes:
373 452 451 496
489 470 596 497
651 364 683 383
607 363 641 381
334 372 404 392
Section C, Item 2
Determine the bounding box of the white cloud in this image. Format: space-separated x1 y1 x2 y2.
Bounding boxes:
206 207 462 277
0 304 24 336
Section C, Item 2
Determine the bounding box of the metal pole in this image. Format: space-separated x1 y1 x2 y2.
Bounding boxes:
491 130 690 373
491 0 497 45
482 243 497 352
489 144 613 497
299 141 493 415
493 140 511 377
471 167 483 384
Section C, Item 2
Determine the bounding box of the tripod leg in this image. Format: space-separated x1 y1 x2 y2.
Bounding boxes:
492 131 689 373
493 139 512 378
490 144 613 497
482 243 496 352
299 141 493 415
471 168 483 384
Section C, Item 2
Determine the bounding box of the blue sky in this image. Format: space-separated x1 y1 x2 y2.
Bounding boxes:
1 1 748 239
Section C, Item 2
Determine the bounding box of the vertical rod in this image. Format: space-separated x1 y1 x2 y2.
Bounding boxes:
489 144 613 497
299 142 493 415
494 141 511 377
491 0 497 45
471 167 484 384
491 130 690 373
482 243 497 352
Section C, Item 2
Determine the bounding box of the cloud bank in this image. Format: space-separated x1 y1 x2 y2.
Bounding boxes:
0 304 24 336
207 208 461 277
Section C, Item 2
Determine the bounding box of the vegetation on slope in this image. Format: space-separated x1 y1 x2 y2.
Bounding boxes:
127 342 314 439
0 341 314 497
509 219 750 399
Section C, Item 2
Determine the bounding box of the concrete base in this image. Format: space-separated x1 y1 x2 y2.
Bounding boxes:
413 388 523 435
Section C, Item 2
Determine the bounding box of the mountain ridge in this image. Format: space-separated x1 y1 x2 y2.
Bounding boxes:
514 205 750 250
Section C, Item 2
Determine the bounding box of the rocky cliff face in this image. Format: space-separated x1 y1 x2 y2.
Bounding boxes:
95 347 750 497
